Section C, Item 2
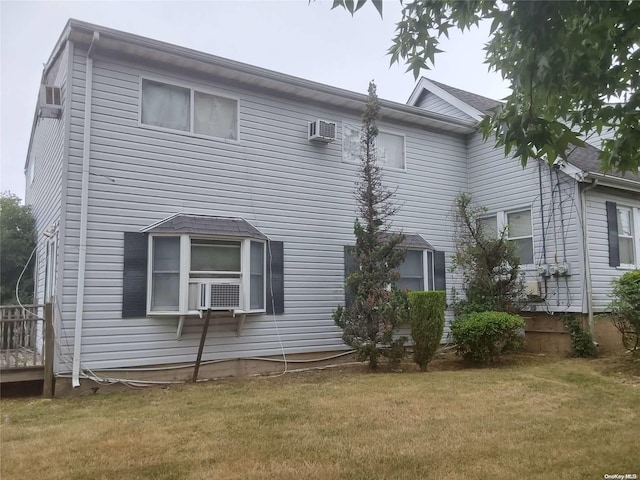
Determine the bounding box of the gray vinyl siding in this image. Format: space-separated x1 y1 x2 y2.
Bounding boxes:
584 186 640 312
57 49 468 371
467 133 585 313
25 45 68 309
415 91 474 122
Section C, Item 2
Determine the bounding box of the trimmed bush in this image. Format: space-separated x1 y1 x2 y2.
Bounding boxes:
408 291 446 371
451 311 525 364
610 270 640 352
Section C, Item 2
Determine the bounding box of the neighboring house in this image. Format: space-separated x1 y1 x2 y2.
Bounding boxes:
25 20 639 389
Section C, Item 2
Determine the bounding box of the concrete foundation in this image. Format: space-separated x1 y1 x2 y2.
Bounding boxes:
53 350 357 397
523 313 627 355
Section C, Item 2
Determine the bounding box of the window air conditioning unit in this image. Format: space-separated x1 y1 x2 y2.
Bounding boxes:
39 85 62 119
308 120 337 143
198 279 242 310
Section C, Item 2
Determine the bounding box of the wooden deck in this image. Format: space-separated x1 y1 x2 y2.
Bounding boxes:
0 305 47 385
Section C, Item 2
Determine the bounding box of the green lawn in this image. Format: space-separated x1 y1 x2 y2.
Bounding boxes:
1 354 638 480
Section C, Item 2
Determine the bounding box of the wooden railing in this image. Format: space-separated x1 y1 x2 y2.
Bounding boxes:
0 305 45 369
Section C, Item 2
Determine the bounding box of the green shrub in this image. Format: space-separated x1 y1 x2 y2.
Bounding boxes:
564 315 598 358
451 311 525 364
610 270 640 352
408 291 446 371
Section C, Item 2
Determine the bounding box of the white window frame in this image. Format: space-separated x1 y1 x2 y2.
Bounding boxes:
146 234 266 316
396 249 433 292
616 206 640 269
44 236 57 302
139 76 240 143
28 156 35 184
341 122 407 171
481 208 534 267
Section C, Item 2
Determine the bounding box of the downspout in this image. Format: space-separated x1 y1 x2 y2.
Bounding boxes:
538 161 548 298
581 178 599 336
72 31 99 388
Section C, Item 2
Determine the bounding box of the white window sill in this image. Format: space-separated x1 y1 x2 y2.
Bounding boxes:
138 123 241 145
617 265 639 271
147 309 266 317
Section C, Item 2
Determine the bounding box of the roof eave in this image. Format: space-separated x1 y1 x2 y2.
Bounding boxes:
406 77 484 122
65 20 476 135
583 172 640 193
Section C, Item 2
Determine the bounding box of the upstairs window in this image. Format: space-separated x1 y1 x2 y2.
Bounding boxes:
141 80 190 131
342 124 406 169
377 132 405 169
141 79 238 140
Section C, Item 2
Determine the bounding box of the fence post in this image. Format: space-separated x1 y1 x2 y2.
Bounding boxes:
42 303 55 398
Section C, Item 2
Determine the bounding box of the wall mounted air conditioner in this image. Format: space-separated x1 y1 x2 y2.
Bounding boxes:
39 85 62 118
308 120 337 143
198 279 242 310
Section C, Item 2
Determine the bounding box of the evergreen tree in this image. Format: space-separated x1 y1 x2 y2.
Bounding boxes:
333 81 407 369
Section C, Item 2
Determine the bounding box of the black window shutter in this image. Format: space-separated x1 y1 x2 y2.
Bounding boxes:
606 201 620 267
344 246 357 308
266 241 284 314
433 250 447 292
122 232 148 318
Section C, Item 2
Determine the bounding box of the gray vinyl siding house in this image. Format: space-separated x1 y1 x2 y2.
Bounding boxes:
25 20 639 387
408 78 640 319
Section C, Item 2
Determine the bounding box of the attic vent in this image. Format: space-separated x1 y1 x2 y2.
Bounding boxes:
39 85 62 118
308 120 336 143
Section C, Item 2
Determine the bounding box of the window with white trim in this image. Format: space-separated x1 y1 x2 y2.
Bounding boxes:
480 209 534 265
148 235 265 315
617 206 638 267
141 79 238 140
44 236 57 302
396 250 434 291
342 123 406 169
506 210 533 265
28 156 35 184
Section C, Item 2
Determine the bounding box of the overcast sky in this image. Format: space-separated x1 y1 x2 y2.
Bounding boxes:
0 0 509 201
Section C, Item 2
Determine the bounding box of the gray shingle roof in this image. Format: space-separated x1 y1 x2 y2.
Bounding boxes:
380 233 434 250
144 214 267 239
428 79 502 115
565 143 640 182
427 79 638 181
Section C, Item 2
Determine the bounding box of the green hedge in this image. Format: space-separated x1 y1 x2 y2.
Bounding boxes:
451 311 524 364
408 291 446 371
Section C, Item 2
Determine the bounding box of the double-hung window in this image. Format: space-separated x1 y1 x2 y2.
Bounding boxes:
616 206 639 267
506 210 534 265
141 79 238 141
479 209 534 265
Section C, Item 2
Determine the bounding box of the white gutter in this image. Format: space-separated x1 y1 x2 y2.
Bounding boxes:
72 31 99 388
580 179 599 336
583 172 640 193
